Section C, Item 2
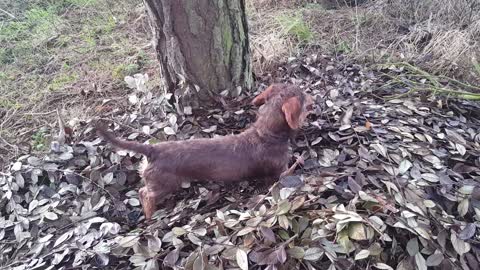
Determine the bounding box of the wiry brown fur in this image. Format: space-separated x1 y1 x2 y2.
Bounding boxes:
96 84 314 220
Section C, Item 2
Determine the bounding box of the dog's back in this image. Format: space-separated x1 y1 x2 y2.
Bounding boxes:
143 129 290 182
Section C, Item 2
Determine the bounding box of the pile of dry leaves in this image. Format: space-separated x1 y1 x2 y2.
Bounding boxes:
1 55 480 270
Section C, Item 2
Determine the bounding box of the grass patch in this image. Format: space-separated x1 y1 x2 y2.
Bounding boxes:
248 5 318 73
78 14 118 53
0 48 14 65
304 3 325 10
31 128 48 151
0 0 155 157
6 7 59 39
136 49 152 67
67 0 98 6
276 13 313 43
112 63 140 80
473 58 480 77
335 41 352 54
0 98 22 110
48 73 78 91
0 6 60 66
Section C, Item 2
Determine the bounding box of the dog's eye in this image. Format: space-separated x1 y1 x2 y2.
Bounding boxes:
306 103 314 110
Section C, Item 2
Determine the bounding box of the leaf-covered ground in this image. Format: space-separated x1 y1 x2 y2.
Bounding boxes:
1 55 480 270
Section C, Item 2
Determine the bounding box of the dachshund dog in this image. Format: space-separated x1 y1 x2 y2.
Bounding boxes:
96 84 314 219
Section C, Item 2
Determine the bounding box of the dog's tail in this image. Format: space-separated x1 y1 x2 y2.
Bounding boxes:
95 123 152 158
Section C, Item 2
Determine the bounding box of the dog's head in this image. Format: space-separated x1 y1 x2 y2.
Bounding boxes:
252 84 314 130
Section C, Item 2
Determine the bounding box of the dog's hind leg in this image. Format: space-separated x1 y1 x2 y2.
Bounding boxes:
139 186 156 220
139 173 181 220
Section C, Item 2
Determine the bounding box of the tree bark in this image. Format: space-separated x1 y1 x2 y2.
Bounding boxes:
143 0 253 107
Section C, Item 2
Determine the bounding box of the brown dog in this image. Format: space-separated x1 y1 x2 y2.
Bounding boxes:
96 84 314 219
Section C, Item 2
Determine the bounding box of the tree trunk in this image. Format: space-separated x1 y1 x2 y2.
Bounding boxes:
143 0 253 107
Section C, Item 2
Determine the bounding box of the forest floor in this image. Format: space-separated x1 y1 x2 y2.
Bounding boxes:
1 0 480 269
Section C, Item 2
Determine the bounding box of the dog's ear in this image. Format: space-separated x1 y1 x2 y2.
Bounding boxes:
252 85 275 106
281 96 302 129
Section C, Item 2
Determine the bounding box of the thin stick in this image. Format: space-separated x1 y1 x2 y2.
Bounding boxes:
23 110 57 116
57 169 116 202
280 152 306 178
97 117 157 140
0 8 15 19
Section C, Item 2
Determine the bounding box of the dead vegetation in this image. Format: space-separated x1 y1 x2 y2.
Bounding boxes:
364 0 480 83
1 0 480 269
248 0 480 84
